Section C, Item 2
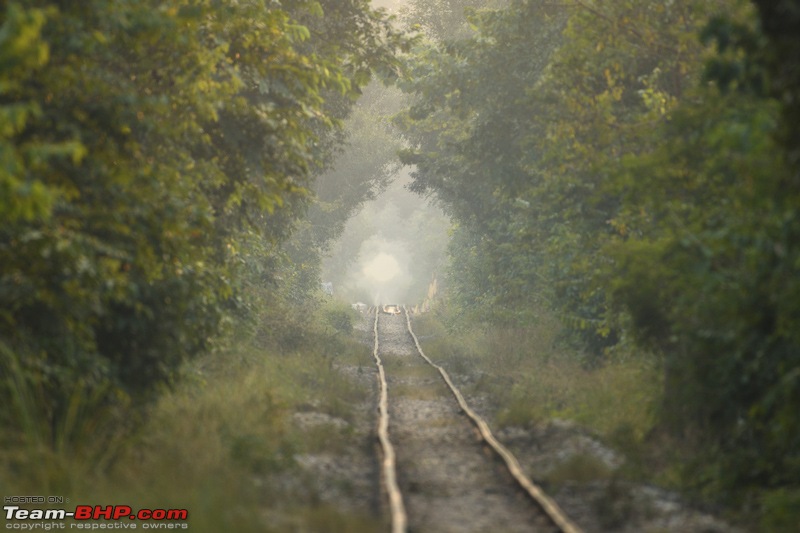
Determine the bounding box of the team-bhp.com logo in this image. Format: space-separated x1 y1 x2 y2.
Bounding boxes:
4 504 189 529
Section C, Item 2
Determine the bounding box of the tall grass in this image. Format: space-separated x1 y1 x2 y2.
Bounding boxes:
411 309 661 465
0 342 132 495
0 301 380 532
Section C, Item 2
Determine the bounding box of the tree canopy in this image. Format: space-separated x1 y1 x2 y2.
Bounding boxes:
0 0 405 441
396 0 800 504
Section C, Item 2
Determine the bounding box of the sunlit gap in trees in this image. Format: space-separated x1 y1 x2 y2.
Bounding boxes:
362 251 406 304
363 252 402 283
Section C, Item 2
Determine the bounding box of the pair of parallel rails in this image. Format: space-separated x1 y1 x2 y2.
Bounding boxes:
370 306 582 533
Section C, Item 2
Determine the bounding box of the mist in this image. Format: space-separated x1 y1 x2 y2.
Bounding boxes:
371 0 409 10
322 168 449 306
357 238 413 304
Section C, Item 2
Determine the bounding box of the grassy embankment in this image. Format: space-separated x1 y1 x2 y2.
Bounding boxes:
409 309 666 487
0 301 381 532
410 308 799 531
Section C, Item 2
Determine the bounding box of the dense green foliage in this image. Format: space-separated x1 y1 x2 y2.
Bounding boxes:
5 0 800 524
397 0 568 324
397 0 800 514
399 0 507 40
0 0 404 447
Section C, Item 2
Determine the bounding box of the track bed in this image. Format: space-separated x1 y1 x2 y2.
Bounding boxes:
371 309 580 533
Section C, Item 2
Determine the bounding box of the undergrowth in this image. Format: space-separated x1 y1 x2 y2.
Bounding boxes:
412 309 660 441
410 308 662 486
410 306 800 529
0 298 379 532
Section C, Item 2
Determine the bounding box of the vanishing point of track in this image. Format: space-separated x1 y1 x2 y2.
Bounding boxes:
371 306 583 533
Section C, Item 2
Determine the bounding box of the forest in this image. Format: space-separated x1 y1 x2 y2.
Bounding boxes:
396 0 800 506
1 0 799 530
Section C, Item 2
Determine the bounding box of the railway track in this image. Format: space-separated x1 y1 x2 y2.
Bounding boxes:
371 306 583 533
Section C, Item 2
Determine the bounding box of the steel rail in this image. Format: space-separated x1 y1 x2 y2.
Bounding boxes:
372 309 408 533
403 306 584 533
